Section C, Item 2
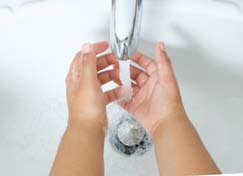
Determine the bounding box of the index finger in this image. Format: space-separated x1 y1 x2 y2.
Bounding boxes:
92 41 109 54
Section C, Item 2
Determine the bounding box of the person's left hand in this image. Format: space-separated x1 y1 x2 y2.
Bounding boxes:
66 41 122 131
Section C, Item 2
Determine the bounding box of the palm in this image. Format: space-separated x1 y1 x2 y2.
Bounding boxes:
124 71 160 118
121 52 182 133
98 45 183 134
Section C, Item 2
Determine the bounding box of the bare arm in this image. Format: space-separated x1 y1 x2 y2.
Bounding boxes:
51 122 105 176
153 116 220 175
110 42 221 175
151 43 220 175
50 41 119 176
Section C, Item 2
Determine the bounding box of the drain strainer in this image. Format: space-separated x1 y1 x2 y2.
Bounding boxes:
108 110 153 156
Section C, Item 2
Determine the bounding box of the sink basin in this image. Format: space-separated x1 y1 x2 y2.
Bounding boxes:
0 0 243 175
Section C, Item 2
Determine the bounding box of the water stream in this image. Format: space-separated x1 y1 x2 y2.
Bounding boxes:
118 60 133 100
107 60 153 155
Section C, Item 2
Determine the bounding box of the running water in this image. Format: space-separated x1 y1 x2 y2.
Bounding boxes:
118 60 133 100
107 60 153 155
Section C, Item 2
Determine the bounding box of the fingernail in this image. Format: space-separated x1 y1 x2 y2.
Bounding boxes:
159 42 165 52
82 43 93 54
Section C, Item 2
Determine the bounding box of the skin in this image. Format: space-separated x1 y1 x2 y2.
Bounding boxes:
51 41 110 176
50 41 221 176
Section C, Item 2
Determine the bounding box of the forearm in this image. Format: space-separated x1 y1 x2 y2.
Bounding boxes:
50 119 106 176
153 116 220 176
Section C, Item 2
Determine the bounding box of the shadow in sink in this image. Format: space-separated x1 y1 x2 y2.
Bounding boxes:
139 26 243 100
213 0 242 12
0 5 15 13
0 0 46 13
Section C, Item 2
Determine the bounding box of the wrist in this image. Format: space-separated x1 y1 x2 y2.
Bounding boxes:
67 115 107 137
151 113 189 142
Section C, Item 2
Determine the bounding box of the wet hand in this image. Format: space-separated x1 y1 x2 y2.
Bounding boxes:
104 42 188 137
66 41 119 131
127 43 187 136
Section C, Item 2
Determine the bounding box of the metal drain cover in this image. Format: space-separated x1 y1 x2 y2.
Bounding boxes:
108 105 153 156
117 119 146 146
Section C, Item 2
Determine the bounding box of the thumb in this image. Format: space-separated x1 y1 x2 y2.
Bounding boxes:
155 42 174 80
80 43 98 86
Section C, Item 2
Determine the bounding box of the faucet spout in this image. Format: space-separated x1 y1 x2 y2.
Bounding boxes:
110 0 143 61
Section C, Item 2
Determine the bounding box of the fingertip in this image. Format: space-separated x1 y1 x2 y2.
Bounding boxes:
107 53 119 64
113 62 120 69
79 44 98 82
102 41 109 47
93 41 109 54
158 41 165 52
155 43 162 69
96 41 109 49
81 45 96 67
99 40 109 45
155 42 171 66
132 52 143 62
82 43 94 54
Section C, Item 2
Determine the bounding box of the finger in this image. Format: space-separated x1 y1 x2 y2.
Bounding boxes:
132 52 157 75
67 41 108 78
132 84 140 95
65 51 85 93
155 42 175 80
66 52 81 81
80 43 98 85
68 41 109 80
130 64 143 80
93 41 109 54
98 68 121 85
130 65 149 87
97 53 118 71
130 65 149 81
105 86 131 104
136 72 149 87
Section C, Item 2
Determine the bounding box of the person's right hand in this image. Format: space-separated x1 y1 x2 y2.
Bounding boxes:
106 42 188 137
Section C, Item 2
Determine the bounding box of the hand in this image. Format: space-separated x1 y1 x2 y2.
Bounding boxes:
127 43 187 136
105 42 187 136
65 41 119 131
52 42 118 175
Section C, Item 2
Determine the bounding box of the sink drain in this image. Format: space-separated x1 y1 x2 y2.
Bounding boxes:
117 118 146 146
108 110 153 156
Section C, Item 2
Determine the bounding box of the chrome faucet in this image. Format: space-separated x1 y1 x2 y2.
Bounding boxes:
110 0 143 61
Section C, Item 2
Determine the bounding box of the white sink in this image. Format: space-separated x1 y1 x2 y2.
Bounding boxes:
0 0 243 175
